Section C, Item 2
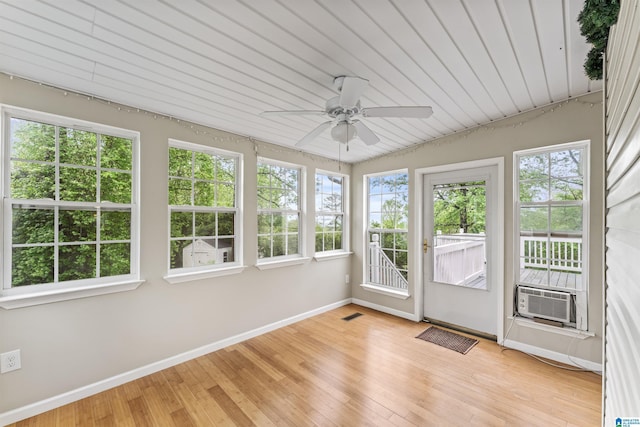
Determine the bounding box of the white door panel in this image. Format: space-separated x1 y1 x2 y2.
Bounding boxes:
423 166 499 336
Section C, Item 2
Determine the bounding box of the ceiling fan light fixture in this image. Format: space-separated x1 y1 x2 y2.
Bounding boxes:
331 121 358 143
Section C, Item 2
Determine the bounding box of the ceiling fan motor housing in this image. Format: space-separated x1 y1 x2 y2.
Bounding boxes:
325 96 361 119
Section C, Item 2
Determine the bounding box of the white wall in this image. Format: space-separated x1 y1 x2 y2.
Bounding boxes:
0 74 352 415
351 92 604 365
604 0 640 420
0 71 608 419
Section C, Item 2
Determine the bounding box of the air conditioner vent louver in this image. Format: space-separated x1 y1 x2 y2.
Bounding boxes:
517 286 571 323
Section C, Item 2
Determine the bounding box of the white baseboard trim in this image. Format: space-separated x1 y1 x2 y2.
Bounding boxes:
503 339 602 373
351 298 420 322
0 298 353 426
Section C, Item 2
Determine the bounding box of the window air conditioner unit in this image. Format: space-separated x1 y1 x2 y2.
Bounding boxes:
517 286 571 323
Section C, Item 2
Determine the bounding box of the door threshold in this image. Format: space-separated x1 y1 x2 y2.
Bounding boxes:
423 317 497 342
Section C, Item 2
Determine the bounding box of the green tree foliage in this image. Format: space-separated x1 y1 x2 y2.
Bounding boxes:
257 162 300 259
518 148 585 270
169 147 237 269
368 173 408 230
11 119 56 199
578 0 620 80
433 182 486 235
315 174 343 252
519 149 583 235
9 119 133 286
368 173 409 278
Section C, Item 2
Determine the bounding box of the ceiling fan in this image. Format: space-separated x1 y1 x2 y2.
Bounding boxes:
260 76 433 147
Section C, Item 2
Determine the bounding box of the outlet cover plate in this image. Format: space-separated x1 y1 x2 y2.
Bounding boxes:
1 349 21 373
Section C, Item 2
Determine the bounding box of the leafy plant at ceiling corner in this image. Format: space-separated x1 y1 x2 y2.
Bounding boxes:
578 0 621 80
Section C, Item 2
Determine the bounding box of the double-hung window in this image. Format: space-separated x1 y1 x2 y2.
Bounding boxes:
1 106 139 303
515 141 589 329
315 171 348 254
167 140 241 278
365 171 409 292
257 158 304 262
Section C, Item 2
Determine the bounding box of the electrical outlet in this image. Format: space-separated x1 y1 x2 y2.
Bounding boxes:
345 274 350 284
1 350 21 373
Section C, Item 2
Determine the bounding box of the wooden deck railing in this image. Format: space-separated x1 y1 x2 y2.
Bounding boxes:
433 234 485 286
367 235 408 290
366 233 581 291
520 236 582 272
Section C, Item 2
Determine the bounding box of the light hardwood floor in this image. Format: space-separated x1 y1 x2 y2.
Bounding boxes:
9 304 601 426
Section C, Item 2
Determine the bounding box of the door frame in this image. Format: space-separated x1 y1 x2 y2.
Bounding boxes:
413 157 505 344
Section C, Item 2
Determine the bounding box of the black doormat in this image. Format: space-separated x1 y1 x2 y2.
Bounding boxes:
415 327 479 354
342 312 363 321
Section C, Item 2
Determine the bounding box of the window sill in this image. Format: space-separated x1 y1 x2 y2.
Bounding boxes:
164 265 247 284
313 251 353 262
255 257 311 270
510 316 595 339
0 280 145 309
359 283 410 299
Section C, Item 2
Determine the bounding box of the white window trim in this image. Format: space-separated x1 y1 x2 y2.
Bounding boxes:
255 157 306 266
165 139 243 282
513 140 590 331
313 251 352 262
359 283 410 299
0 105 141 308
510 316 595 339
0 279 144 309
255 256 311 270
314 169 350 255
164 265 247 284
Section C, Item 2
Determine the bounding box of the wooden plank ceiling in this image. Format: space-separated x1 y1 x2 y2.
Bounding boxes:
0 0 601 163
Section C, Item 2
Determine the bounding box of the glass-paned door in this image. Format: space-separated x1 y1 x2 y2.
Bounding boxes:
424 166 499 336
433 181 487 289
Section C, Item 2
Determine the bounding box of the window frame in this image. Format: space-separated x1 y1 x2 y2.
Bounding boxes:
256 157 307 267
363 169 410 296
0 105 142 308
165 139 244 283
513 140 590 330
314 170 350 259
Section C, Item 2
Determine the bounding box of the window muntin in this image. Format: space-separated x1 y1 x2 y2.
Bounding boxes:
366 171 409 281
516 143 588 291
315 172 346 253
257 159 303 260
3 112 137 291
168 141 240 272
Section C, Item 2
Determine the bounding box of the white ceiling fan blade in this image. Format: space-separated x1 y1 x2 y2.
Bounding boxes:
353 121 380 146
363 106 433 118
260 110 325 116
295 121 333 147
339 76 369 109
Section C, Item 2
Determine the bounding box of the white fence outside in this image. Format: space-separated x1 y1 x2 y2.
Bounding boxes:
366 233 581 291
433 234 485 286
367 235 408 290
519 236 582 272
